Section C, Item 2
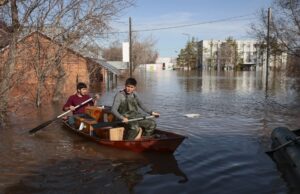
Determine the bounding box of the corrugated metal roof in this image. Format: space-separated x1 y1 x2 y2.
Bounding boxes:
90 58 120 75
107 61 128 70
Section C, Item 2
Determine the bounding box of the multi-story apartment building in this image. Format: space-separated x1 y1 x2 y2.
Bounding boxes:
198 39 287 71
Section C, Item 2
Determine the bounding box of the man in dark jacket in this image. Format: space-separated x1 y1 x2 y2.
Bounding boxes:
111 78 160 140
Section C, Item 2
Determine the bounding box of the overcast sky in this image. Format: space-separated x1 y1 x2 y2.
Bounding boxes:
106 0 273 57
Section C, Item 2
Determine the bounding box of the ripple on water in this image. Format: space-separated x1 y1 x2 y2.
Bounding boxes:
2 70 299 194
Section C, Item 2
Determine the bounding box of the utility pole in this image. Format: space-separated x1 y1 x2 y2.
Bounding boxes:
129 17 132 77
266 8 271 91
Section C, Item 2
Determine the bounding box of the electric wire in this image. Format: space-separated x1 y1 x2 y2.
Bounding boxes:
100 13 257 35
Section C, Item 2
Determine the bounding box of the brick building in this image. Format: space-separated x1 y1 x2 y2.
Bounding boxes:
0 31 118 107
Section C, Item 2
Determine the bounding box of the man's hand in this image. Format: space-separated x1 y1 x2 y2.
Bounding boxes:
93 94 100 106
94 94 100 100
69 106 76 111
122 117 129 123
151 112 160 117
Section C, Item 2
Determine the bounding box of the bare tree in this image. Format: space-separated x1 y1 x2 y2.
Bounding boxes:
0 0 135 123
102 40 122 61
132 35 158 70
0 0 8 6
102 34 158 70
0 0 20 124
250 0 300 72
219 37 239 70
271 0 300 56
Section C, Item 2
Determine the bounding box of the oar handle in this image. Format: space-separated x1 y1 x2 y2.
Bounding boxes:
56 98 93 119
92 115 157 128
125 115 155 123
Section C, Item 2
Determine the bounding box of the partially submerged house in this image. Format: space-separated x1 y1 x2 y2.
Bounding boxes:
0 31 119 107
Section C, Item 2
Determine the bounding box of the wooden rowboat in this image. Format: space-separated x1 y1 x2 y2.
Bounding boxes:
62 120 186 153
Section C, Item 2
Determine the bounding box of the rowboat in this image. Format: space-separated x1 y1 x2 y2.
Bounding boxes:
62 119 186 153
269 127 300 187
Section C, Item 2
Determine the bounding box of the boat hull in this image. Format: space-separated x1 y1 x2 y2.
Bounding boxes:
270 127 300 187
62 121 186 153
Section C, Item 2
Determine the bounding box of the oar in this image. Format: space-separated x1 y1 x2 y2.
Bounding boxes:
28 97 94 134
92 115 157 128
266 136 300 157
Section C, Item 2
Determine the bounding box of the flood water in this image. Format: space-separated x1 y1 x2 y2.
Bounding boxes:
1 69 300 194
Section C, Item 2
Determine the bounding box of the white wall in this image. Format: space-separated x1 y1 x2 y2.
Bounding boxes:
122 42 129 62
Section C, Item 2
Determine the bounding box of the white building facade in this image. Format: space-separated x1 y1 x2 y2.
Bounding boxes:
156 57 175 70
198 39 287 71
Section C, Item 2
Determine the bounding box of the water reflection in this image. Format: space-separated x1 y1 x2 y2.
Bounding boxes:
2 146 187 194
173 70 300 95
67 136 189 186
3 158 127 194
111 153 188 192
141 153 188 183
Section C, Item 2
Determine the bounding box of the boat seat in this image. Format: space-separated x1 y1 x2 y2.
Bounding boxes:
93 127 124 140
74 115 97 134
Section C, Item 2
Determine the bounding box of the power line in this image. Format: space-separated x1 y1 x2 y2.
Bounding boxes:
135 16 255 32
101 13 256 35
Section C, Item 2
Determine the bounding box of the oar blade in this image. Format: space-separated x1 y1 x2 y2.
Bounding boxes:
28 118 56 134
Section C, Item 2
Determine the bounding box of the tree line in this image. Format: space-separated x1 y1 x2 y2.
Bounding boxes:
177 0 300 73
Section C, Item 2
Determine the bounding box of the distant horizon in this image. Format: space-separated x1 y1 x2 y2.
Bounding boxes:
106 0 272 57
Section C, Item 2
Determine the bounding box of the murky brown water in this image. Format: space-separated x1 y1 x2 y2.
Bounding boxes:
1 69 300 194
